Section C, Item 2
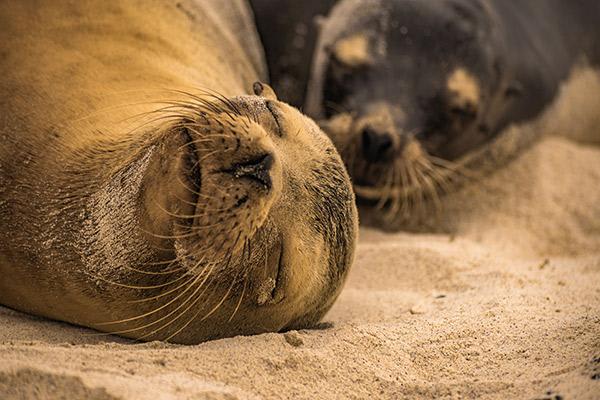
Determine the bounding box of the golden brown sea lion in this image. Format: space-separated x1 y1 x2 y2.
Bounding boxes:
0 0 357 344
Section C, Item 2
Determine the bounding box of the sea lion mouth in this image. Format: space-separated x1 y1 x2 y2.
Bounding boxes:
256 233 287 306
344 132 473 224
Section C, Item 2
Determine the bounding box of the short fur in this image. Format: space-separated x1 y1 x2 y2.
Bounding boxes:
0 1 357 344
252 0 600 229
309 0 600 228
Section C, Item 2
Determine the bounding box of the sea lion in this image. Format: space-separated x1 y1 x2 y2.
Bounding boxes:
253 0 600 229
0 1 357 344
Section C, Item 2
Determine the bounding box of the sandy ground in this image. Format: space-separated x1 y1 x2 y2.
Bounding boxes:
1 135 599 399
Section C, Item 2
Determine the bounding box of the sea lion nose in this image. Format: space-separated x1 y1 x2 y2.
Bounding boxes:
227 153 274 190
361 126 394 163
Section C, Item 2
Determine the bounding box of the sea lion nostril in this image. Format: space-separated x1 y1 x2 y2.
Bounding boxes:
226 153 274 190
361 127 394 163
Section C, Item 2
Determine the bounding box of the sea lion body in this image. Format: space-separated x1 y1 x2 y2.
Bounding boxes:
253 0 600 227
309 0 600 225
0 1 357 344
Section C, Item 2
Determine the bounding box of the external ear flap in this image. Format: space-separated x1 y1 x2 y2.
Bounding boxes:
505 81 524 98
331 32 373 68
253 81 278 101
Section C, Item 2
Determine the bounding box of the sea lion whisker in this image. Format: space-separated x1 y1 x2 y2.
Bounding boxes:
101 269 211 336
428 155 478 180
414 163 443 215
428 160 469 190
139 256 192 267
169 189 232 213
161 245 240 342
170 183 202 207
176 136 239 157
66 99 182 124
115 114 192 140
121 268 201 309
123 106 199 126
398 161 413 219
144 102 207 117
188 230 242 263
203 88 244 116
418 158 454 195
228 272 247 323
175 134 234 153
167 87 243 117
385 160 406 220
176 149 221 184
407 162 426 219
192 240 247 330
151 199 197 221
155 197 234 223
65 89 222 124
174 174 206 200
99 257 214 330
198 272 238 323
154 273 217 341
190 218 238 232
128 270 201 304
138 227 199 241
375 164 396 211
120 263 186 277
203 93 243 118
196 149 222 164
166 94 226 115
85 269 189 292
144 243 239 341
67 91 226 126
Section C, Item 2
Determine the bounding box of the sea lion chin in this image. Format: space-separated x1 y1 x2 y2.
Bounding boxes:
0 2 357 344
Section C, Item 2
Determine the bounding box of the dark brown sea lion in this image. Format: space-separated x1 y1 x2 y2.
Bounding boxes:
308 0 600 228
0 0 357 344
252 0 600 229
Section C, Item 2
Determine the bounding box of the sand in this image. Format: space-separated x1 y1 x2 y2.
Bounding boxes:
2 70 600 398
1 135 598 399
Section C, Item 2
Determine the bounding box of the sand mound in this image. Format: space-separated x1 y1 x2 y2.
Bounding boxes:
1 135 599 399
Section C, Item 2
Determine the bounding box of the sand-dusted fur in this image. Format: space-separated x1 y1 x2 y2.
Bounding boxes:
0 1 357 344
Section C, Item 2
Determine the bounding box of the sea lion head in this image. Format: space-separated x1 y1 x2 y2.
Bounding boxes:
87 84 358 344
306 0 516 224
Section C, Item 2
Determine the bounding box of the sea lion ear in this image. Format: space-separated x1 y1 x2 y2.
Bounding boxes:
253 81 278 101
331 32 373 68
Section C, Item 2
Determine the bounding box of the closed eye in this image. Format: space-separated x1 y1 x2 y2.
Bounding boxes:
265 100 284 137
